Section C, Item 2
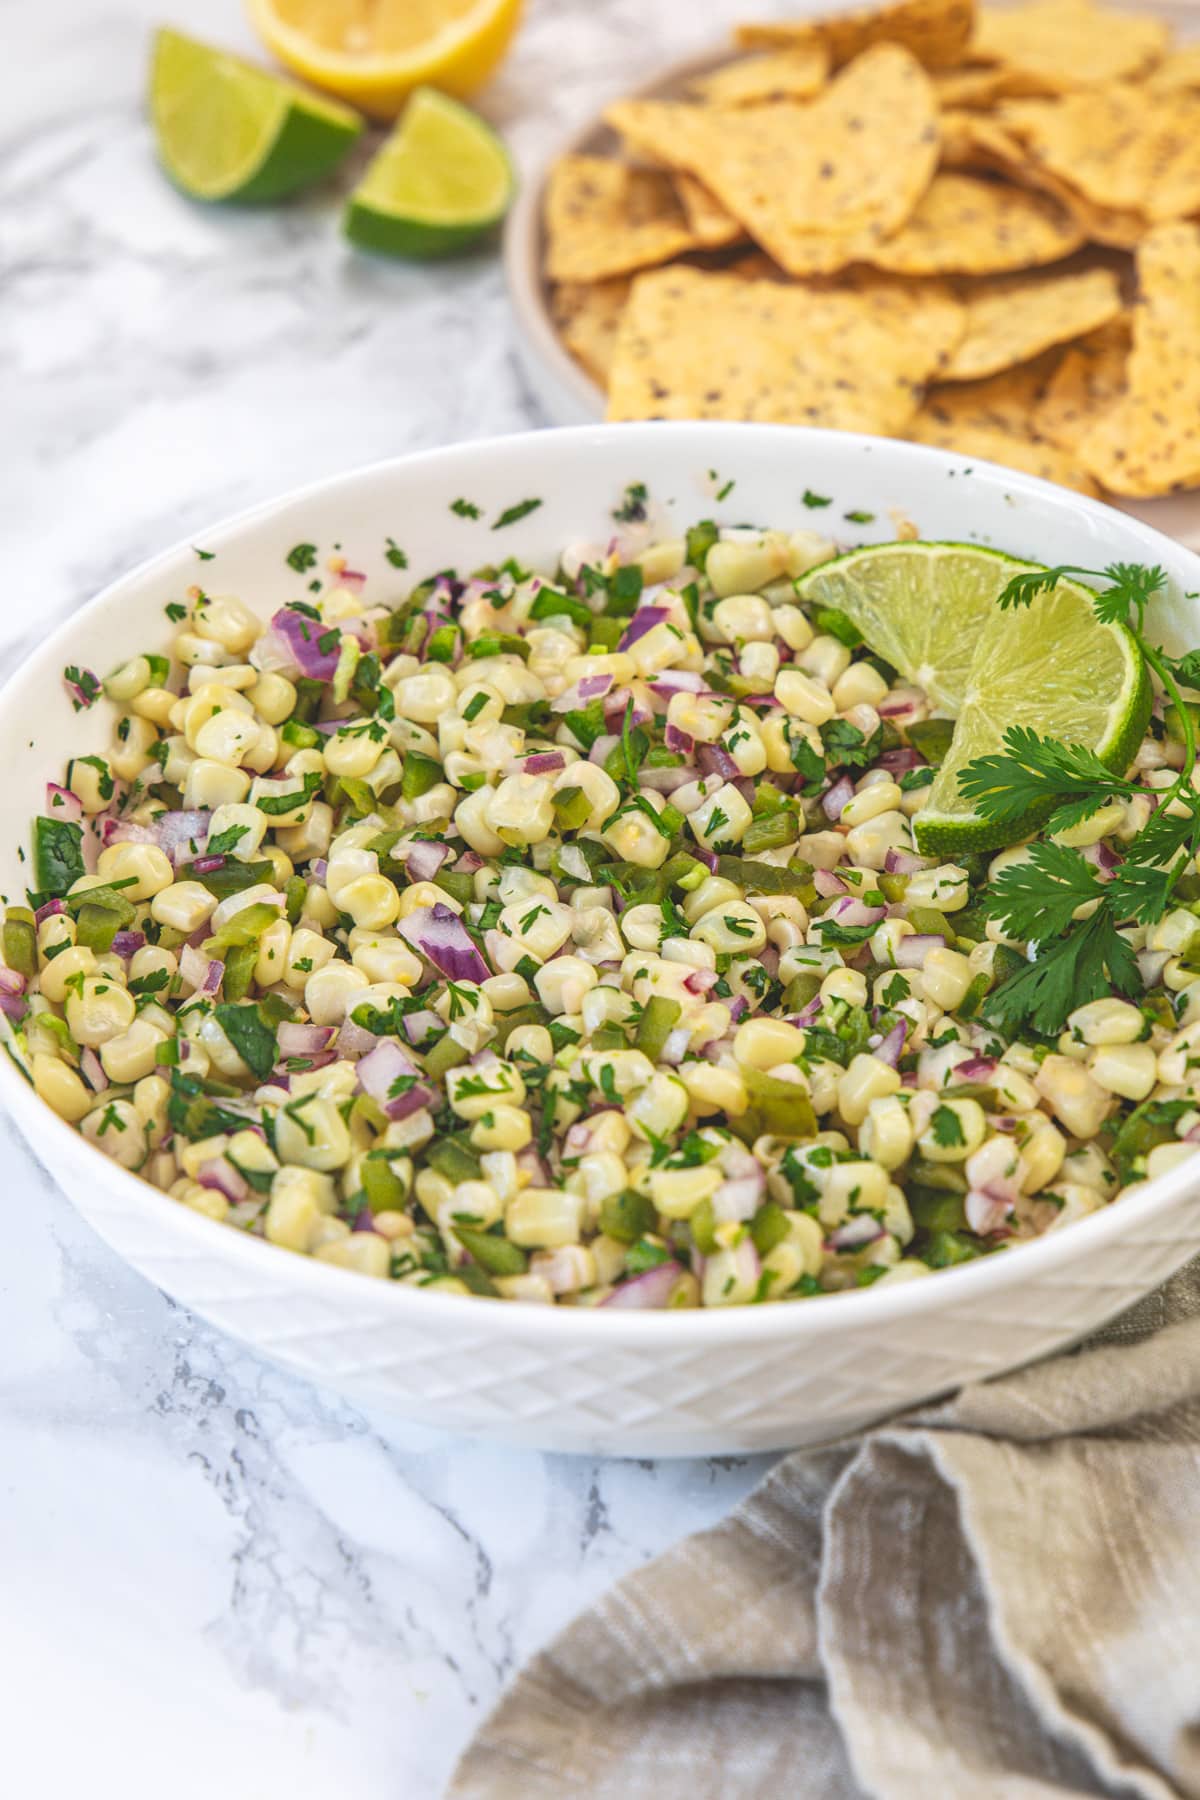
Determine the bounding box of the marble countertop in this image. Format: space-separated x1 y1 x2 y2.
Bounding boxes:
1 1 778 1794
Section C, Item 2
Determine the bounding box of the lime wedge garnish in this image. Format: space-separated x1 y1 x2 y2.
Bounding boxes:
796 542 1039 714
343 87 514 257
149 27 362 203
796 542 1150 855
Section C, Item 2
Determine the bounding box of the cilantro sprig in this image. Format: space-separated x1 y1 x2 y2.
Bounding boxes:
960 560 1199 1035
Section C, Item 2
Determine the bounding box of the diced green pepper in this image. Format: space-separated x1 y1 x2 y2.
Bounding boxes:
3 911 36 977
909 1187 967 1232
689 1197 719 1254
455 1226 528 1276
742 811 799 854
207 902 281 950
401 751 443 800
423 1033 469 1081
750 1200 791 1256
427 1133 483 1183
598 1188 658 1244
362 1153 409 1212
434 867 475 906
74 903 123 955
184 859 274 897
553 785 591 831
730 1067 818 1145
221 941 258 1002
284 876 307 925
921 1229 984 1268
634 995 681 1060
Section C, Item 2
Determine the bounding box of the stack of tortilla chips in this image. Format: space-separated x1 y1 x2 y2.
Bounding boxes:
542 0 1200 499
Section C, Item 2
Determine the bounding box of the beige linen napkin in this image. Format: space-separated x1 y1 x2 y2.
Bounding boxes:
450 1263 1200 1799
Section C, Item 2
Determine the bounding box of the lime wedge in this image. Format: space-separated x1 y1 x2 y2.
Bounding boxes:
796 542 1150 856
150 27 362 203
343 87 514 257
796 542 1039 713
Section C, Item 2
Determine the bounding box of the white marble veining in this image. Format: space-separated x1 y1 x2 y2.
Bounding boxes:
1 0 784 1793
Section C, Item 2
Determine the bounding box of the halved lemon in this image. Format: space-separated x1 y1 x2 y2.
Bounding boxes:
246 0 524 119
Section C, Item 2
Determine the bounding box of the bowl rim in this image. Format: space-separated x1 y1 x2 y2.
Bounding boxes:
8 419 1200 1345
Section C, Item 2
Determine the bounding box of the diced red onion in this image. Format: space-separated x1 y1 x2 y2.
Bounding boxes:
878 689 925 721
601 1260 684 1309
664 722 695 756
63 668 100 710
517 1146 553 1187
965 1190 1013 1235
34 899 66 926
339 569 367 594
639 764 694 794
588 734 620 766
878 746 925 774
697 742 739 782
77 1046 107 1091
828 1216 886 1251
894 932 945 968
180 943 222 993
191 854 225 875
403 839 452 882
956 1056 997 1082
660 1025 693 1065
398 903 490 983
0 990 25 1020
551 672 614 713
617 606 670 650
149 809 212 867
311 858 328 884
277 1022 337 1059
523 751 566 775
648 669 709 699
456 850 484 873
684 968 718 994
829 897 885 929
726 995 749 1025
873 1020 908 1067
884 848 930 876
822 774 855 821
198 1156 249 1204
691 846 719 872
792 996 822 1027
356 1039 434 1120
110 930 145 959
45 783 83 824
259 607 343 680
713 1169 765 1222
330 1019 376 1066
604 689 654 732
274 1049 337 1077
813 868 848 898
1081 840 1121 882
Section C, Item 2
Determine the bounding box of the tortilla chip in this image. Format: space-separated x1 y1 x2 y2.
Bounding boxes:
942 264 1123 381
550 280 631 389
1033 317 1130 450
606 265 964 433
933 65 1055 107
865 172 1084 275
938 110 1147 248
1080 224 1200 496
1149 47 1200 94
910 415 1101 494
671 173 743 248
606 45 940 278
968 0 1169 91
920 354 1064 435
737 0 974 70
543 157 700 283
688 47 830 106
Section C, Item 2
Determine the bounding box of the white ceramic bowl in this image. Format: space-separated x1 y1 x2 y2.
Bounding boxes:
8 423 1200 1457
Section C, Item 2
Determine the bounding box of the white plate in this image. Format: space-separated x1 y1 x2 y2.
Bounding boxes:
7 422 1200 1456
502 47 1200 552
